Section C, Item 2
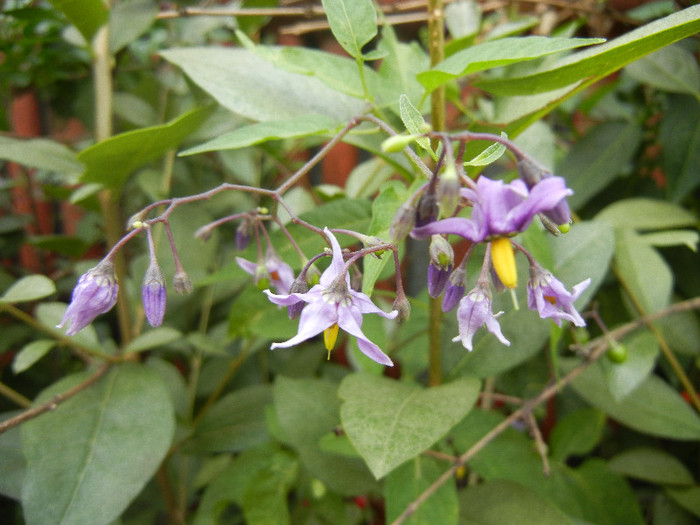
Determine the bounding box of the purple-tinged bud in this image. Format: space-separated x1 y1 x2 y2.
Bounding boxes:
236 220 252 251
427 235 454 298
287 276 308 319
393 294 411 323
415 188 439 227
442 265 466 312
57 259 119 336
142 260 166 327
437 164 460 218
390 202 416 244
173 269 193 295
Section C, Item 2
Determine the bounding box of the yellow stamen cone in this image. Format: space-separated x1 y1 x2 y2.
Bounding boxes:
491 238 517 289
324 323 340 359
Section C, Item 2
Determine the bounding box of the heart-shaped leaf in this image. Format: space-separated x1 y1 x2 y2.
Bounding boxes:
339 374 480 478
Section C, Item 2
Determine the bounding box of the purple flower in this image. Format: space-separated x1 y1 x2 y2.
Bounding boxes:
264 228 398 366
442 265 466 313
237 248 295 295
142 260 166 327
57 259 119 336
452 282 510 351
427 235 454 298
412 176 573 243
527 266 590 327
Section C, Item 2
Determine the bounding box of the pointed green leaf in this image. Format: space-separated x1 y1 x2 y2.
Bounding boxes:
475 6 700 95
109 0 159 54
608 447 695 486
464 132 507 166
161 47 365 123
594 198 697 231
12 340 56 374
660 94 700 202
123 327 182 354
399 94 432 154
0 136 83 177
625 44 700 96
565 359 700 440
0 275 56 304
22 364 175 525
0 411 26 500
47 0 107 42
339 374 480 478
550 407 607 462
385 456 459 525
181 115 339 156
79 106 213 190
417 36 603 93
321 0 377 59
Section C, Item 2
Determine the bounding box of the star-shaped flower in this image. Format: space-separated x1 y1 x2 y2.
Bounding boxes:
452 282 510 351
264 228 398 366
412 176 573 243
527 265 590 327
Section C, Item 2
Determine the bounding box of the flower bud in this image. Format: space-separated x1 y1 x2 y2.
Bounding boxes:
393 294 411 323
381 134 420 153
142 260 167 327
173 269 193 295
415 188 439 227
442 265 466 312
57 259 119 336
427 235 454 298
287 276 308 319
390 202 416 244
437 164 460 218
236 220 252 251
518 156 572 227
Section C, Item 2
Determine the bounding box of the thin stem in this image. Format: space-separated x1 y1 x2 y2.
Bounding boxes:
0 364 111 435
391 296 700 524
0 381 32 408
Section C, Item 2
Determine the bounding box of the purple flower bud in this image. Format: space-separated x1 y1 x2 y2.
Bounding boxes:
173 269 193 295
428 263 451 298
442 265 466 312
427 235 454 298
390 202 416 244
517 156 572 227
142 260 166 327
415 188 439 227
287 276 308 320
57 259 119 336
236 220 252 251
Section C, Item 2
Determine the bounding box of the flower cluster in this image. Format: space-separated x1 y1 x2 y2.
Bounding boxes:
407 163 590 350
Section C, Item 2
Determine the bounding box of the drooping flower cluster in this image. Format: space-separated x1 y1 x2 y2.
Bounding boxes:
406 159 590 351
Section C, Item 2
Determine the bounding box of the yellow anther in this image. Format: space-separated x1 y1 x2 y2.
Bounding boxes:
323 323 340 359
491 237 517 289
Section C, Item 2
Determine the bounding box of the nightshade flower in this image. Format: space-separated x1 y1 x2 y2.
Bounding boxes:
142 260 166 327
237 248 294 295
453 282 510 351
412 176 573 243
528 265 591 327
264 228 398 366
57 259 119 336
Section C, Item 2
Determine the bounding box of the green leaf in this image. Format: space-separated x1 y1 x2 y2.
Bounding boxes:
666 486 700 518
608 447 695 486
560 121 643 210
273 377 377 495
640 230 699 251
565 358 700 440
123 327 182 354
659 94 700 202
22 364 175 525
180 115 339 156
78 106 213 190
594 198 697 231
0 136 83 177
161 47 365 123
188 385 272 453
12 340 56 374
0 275 56 304
399 94 432 154
0 411 26 500
625 44 700 97
109 0 159 54
612 229 672 314
599 331 659 401
417 36 603 93
385 456 458 525
549 407 607 462
321 0 377 59
464 132 507 166
338 374 480 478
47 0 107 41
459 480 574 525
475 6 700 95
